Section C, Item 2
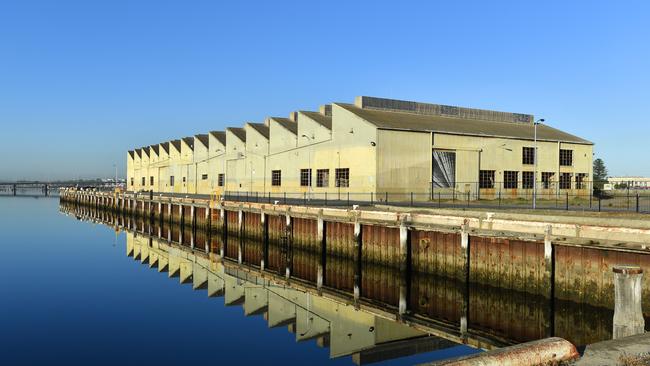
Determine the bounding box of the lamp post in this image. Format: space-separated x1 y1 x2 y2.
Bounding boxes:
301 134 313 200
533 118 545 209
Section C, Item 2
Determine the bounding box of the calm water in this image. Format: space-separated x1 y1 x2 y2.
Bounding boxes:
0 197 475 365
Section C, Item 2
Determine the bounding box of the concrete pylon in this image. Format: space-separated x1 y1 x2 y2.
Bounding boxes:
613 265 645 339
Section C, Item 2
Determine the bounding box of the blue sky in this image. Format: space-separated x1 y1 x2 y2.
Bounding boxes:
1 0 648 180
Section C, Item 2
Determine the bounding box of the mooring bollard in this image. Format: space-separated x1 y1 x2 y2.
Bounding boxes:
613 265 645 339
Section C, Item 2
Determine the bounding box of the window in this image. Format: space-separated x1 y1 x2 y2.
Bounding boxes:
201 174 208 180
300 169 312 187
141 177 145 186
218 174 224 187
522 147 535 165
150 176 154 186
559 149 573 166
522 171 534 189
541 172 554 189
182 177 186 183
316 169 329 187
504 171 518 189
335 168 349 188
559 173 572 189
272 170 282 186
576 173 588 189
479 170 495 189
130 178 134 186
170 176 175 186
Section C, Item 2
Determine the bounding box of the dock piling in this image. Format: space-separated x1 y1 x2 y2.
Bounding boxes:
612 265 645 339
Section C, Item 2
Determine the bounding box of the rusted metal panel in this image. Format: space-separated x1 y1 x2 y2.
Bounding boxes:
411 230 462 281
243 212 262 242
292 248 318 282
226 210 239 236
244 238 263 267
225 233 239 260
292 217 318 251
361 263 400 307
555 245 650 317
267 215 285 244
324 221 355 292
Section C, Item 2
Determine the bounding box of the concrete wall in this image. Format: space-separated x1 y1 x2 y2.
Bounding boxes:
376 130 430 195
208 133 226 195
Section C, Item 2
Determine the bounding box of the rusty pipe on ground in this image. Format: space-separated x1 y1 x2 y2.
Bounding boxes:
420 337 578 366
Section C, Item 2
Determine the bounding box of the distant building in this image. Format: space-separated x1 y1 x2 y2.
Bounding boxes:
604 177 650 190
127 96 593 200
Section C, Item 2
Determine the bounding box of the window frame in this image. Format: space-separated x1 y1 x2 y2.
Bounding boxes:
522 171 534 189
218 173 224 187
201 174 208 180
541 172 554 189
522 147 535 165
479 170 495 189
316 169 329 188
335 168 349 188
559 149 573 166
300 169 312 187
503 171 518 189
559 173 572 190
271 170 282 187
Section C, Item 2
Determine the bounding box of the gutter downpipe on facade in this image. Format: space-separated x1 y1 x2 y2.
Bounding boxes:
301 134 313 200
533 118 544 209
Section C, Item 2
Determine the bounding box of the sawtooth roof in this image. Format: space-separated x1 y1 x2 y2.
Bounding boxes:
182 137 194 150
228 127 247 142
337 103 592 144
170 140 181 152
195 134 209 148
300 111 332 130
209 131 226 145
271 117 297 134
247 123 270 139
160 142 169 154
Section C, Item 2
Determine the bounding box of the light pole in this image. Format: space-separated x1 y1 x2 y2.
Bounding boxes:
533 118 545 209
301 134 313 199
113 164 117 189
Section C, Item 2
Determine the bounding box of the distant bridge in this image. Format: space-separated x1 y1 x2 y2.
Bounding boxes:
0 181 122 197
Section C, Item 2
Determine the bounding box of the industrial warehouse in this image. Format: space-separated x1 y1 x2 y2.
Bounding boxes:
126 96 593 201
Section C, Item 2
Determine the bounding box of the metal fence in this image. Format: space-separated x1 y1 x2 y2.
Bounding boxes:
220 189 650 214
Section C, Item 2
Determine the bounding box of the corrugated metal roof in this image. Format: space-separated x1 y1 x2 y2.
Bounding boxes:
337 103 592 144
271 117 297 134
171 139 181 152
209 131 226 145
195 134 209 148
160 142 169 154
150 145 159 155
247 123 270 139
135 148 142 158
228 127 247 142
300 111 332 130
182 137 194 150
128 150 134 159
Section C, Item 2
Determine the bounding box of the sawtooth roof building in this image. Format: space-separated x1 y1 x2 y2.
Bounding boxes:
127 96 593 201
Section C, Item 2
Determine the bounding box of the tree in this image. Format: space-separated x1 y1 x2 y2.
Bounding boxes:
593 158 608 190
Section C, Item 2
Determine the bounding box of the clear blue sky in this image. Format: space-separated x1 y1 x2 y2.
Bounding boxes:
1 0 648 180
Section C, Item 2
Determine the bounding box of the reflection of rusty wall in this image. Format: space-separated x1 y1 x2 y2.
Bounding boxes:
325 255 354 292
411 230 462 280
411 273 463 325
470 237 546 297
554 298 613 346
267 241 284 274
244 238 263 266
362 262 400 306
469 283 549 344
225 234 239 260
292 247 318 282
362 225 399 267
555 245 650 317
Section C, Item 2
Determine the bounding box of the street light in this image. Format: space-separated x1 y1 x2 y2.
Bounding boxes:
301 134 313 199
533 118 545 209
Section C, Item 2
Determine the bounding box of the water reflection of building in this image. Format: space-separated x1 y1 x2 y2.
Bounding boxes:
125 231 459 364
62 202 631 354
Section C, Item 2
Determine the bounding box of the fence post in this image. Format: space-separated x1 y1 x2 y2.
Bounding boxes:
385 191 388 204
499 190 501 207
438 192 441 208
410 192 413 207
370 192 374 205
589 189 593 209
636 194 640 213
599 196 602 212
566 192 569 211
283 192 287 205
303 192 306 206
325 192 328 206
347 192 350 207
466 191 470 208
